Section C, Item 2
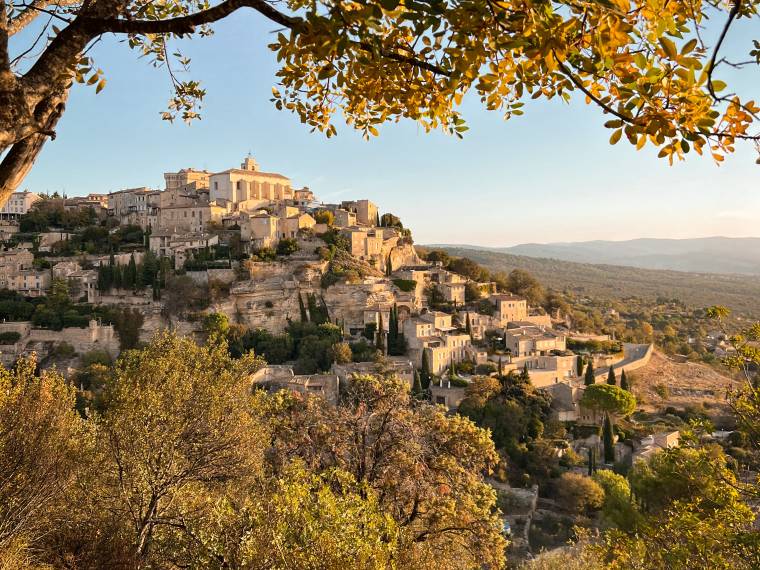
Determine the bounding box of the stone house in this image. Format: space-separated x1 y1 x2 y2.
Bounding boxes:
240 212 279 248
490 293 528 325
280 212 316 239
334 209 357 228
504 323 567 357
0 190 41 218
340 199 378 226
157 202 226 234
250 365 340 404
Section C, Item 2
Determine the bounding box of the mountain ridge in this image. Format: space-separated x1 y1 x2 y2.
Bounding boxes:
427 236 760 275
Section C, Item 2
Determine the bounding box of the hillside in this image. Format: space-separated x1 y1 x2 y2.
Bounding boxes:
630 351 740 416
432 246 760 318
441 237 760 275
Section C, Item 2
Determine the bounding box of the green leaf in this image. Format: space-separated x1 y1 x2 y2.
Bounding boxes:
659 37 678 59
680 38 697 55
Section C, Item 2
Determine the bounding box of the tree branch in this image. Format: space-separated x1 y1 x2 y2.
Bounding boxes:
8 0 80 35
0 97 65 206
89 0 450 75
706 0 741 102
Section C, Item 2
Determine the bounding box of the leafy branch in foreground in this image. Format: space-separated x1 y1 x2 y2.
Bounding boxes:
1 0 759 204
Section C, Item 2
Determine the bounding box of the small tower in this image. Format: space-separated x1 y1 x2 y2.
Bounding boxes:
241 154 259 171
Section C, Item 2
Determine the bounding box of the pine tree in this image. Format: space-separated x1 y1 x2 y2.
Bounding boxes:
584 361 595 385
607 366 617 386
620 369 630 391
420 350 431 389
465 312 472 336
298 292 308 322
603 413 615 463
576 355 584 377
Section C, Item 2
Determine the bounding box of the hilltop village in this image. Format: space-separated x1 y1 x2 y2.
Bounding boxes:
0 156 751 561
0 156 650 405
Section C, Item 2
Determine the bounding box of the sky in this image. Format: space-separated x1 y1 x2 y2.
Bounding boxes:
14 12 760 247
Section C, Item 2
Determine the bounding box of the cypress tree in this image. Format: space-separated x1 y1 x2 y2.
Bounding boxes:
576 355 584 377
420 350 431 389
584 361 595 385
298 292 308 322
388 306 397 354
465 312 472 336
588 447 595 476
448 360 456 380
498 356 503 377
607 366 617 386
113 263 123 290
97 264 106 292
124 253 137 289
376 313 385 354
412 370 423 398
520 363 530 382
603 413 615 463
620 369 629 391
375 211 381 227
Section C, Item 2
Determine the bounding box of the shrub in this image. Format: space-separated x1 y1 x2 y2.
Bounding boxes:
0 331 21 344
554 472 604 515
51 342 77 359
476 362 497 375
392 279 417 292
277 238 299 256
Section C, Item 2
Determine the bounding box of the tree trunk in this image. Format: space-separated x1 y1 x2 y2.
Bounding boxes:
0 96 65 203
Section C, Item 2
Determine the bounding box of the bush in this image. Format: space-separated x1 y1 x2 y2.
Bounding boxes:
277 238 299 256
392 279 417 292
568 338 623 354
51 342 77 359
554 472 604 515
251 247 277 262
0 331 21 344
314 210 334 226
476 362 497 375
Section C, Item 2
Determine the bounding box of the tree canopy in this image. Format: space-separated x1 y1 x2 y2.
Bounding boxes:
1 0 759 202
580 383 636 416
0 331 507 568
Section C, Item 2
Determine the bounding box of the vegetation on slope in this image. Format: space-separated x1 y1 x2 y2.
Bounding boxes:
435 247 760 319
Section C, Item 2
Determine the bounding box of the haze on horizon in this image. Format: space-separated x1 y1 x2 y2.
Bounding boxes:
16 14 759 246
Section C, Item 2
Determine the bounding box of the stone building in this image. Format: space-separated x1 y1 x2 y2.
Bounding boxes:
340 199 378 226
209 156 293 209
504 322 567 357
490 293 528 325
164 168 211 191
0 190 41 218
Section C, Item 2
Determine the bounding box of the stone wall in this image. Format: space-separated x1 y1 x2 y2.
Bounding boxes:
0 320 119 360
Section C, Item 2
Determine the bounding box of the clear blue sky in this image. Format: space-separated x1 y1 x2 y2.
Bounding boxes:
17 12 760 246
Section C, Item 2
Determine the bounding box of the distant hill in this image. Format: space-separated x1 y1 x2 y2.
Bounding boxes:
430 246 760 318
433 237 760 275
